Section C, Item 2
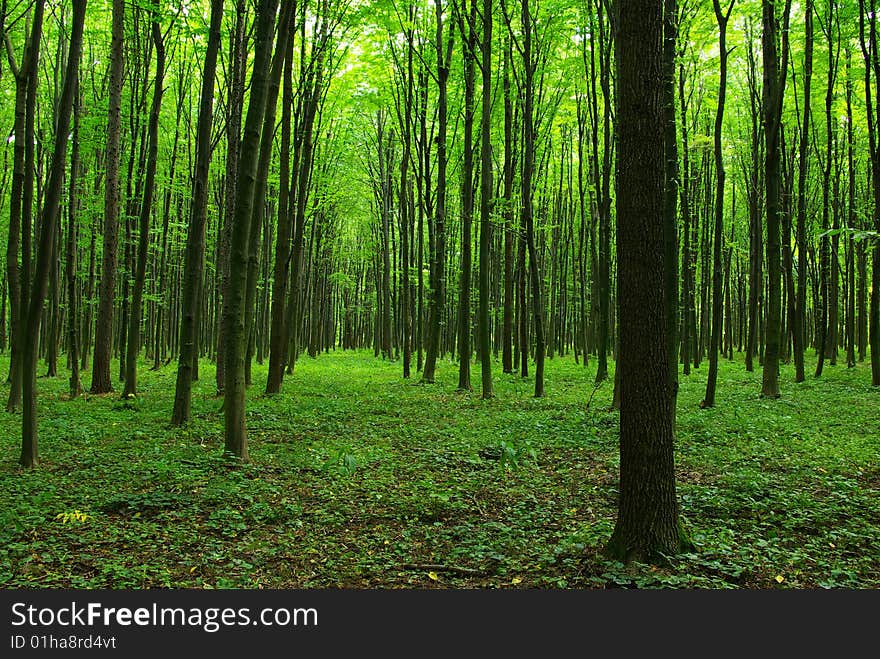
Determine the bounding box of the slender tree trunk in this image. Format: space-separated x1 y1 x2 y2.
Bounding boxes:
703 0 733 408
66 83 82 398
123 18 164 399
861 0 880 385
457 0 475 392
21 0 85 467
845 49 856 368
90 0 124 394
421 0 453 384
501 42 514 375
793 0 812 382
221 0 279 460
478 0 493 398
761 0 791 399
5 1 46 411
171 0 223 424
522 0 545 398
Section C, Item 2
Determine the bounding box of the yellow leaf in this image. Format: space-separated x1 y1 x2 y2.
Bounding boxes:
428 571 439 581
775 575 785 583
511 577 522 585
190 566 197 573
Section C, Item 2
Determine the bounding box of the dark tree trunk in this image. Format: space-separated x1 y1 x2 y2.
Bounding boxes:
861 0 880 386
457 0 475 392
478 0 493 398
663 0 680 415
501 44 515 375
123 18 164 399
216 0 247 395
171 0 223 425
703 0 733 408
5 0 45 412
761 0 791 399
90 0 124 394
221 0 279 460
66 83 82 398
607 0 682 563
21 0 85 467
793 0 812 383
421 0 453 384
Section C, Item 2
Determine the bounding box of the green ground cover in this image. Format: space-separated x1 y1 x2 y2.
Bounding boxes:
1 352 878 589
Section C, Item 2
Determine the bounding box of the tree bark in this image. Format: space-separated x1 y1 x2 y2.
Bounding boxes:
90 0 125 394
221 0 279 460
21 0 85 467
760 0 791 399
171 0 223 424
607 0 682 563
123 18 164 399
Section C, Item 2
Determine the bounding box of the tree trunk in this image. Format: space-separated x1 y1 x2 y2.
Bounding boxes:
90 0 124 394
760 0 791 399
703 0 733 408
171 0 223 425
793 0 812 383
66 82 82 398
21 0 85 467
607 0 682 563
478 0 493 398
421 0 453 384
123 18 164 399
221 0 279 460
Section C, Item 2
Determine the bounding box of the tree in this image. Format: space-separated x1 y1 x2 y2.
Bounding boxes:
123 15 166 399
792 0 813 383
456 0 475 392
607 0 683 563
703 0 735 408
421 0 454 384
221 0 280 460
663 0 679 416
21 0 86 466
90 0 125 395
4 0 46 412
860 0 880 386
760 0 792 399
66 81 83 399
171 0 224 425
477 0 494 399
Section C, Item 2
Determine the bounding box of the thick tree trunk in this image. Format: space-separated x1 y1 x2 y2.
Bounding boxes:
663 0 679 415
216 0 247 395
607 0 682 563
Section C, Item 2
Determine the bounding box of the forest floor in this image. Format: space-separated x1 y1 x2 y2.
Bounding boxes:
1 351 878 589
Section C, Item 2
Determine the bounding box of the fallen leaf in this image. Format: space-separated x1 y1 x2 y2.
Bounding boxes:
511 577 522 585
428 571 439 581
775 575 784 584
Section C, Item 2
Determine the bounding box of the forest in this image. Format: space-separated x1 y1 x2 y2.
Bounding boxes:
0 0 878 590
